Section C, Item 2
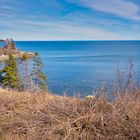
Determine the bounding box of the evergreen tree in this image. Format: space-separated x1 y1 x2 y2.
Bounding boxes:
20 54 33 92
0 54 22 90
31 53 47 93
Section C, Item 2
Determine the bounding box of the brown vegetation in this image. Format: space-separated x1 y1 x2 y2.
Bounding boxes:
0 87 140 140
0 39 20 55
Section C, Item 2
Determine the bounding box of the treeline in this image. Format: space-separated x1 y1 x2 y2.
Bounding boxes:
0 53 47 93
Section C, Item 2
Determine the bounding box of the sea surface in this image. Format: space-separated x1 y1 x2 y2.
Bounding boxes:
15 41 140 96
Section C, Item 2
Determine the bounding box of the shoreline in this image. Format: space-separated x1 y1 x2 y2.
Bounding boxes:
0 51 36 61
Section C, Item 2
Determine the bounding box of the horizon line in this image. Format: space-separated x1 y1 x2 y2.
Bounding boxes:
15 40 140 42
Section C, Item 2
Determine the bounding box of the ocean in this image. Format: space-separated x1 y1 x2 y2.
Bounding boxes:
15 41 140 96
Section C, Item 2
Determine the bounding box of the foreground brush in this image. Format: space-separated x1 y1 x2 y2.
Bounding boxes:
0 88 140 140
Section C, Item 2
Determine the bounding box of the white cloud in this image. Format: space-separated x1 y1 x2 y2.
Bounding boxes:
0 0 140 40
67 0 140 20
1 19 139 40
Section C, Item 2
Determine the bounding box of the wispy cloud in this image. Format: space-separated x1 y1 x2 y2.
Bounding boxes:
67 0 140 20
0 0 140 40
1 18 140 40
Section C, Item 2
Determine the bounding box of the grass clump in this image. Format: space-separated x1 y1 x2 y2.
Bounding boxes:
0 88 140 140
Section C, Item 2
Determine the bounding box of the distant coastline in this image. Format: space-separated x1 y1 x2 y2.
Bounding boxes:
0 38 35 61
0 51 36 61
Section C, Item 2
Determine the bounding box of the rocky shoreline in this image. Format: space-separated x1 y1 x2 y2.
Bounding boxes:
0 51 36 61
0 38 36 61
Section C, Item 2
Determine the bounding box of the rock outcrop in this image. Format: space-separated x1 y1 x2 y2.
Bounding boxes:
0 38 20 55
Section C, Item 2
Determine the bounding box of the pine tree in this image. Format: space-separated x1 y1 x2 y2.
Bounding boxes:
0 54 22 90
31 53 47 93
20 54 32 92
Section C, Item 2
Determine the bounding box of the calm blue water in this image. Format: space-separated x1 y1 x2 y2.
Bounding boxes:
15 41 140 96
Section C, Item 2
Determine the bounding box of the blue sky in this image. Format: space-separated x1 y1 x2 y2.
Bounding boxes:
0 0 140 40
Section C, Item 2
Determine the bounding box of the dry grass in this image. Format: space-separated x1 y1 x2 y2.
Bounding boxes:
0 88 140 140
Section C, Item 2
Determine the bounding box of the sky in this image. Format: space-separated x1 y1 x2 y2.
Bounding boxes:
0 0 140 40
